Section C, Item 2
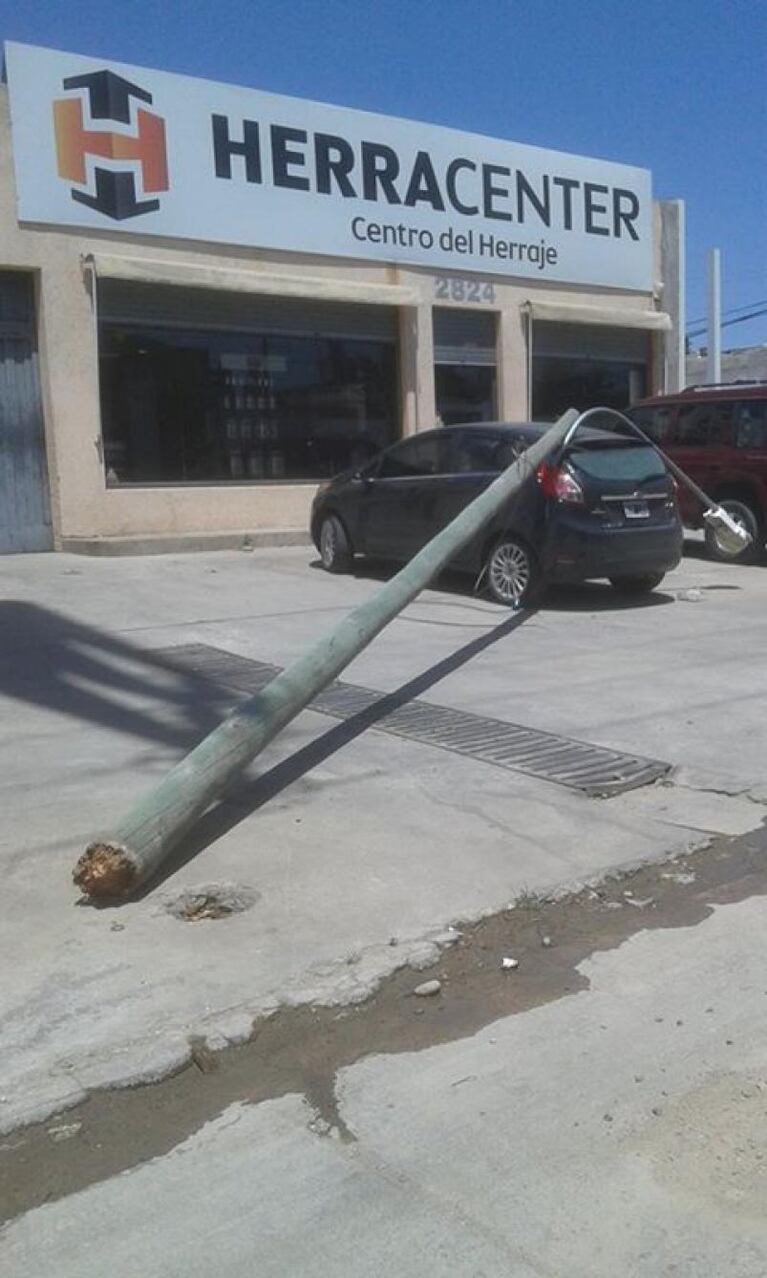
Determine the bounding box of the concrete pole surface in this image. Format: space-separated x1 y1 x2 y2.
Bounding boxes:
74 409 580 900
707 248 722 384
658 199 686 393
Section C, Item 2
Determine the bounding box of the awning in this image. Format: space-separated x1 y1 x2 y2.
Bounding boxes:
82 253 419 307
522 299 672 332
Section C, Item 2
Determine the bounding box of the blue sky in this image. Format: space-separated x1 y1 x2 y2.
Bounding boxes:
3 0 766 347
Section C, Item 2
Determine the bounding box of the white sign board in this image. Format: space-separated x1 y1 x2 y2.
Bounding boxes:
5 42 653 290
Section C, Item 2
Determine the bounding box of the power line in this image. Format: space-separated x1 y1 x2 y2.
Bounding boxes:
687 305 767 341
686 298 767 329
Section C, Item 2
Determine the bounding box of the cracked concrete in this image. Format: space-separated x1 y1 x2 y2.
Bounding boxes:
2 823 765 1227
4 858 767 1276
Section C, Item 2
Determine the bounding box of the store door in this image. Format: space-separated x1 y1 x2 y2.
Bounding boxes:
0 273 52 553
433 309 497 425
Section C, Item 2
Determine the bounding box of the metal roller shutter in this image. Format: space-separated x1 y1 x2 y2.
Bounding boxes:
533 322 648 363
0 272 52 553
433 308 497 366
98 279 397 342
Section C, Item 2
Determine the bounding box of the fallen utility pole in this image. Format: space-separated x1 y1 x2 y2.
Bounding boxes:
74 407 579 900
592 407 751 559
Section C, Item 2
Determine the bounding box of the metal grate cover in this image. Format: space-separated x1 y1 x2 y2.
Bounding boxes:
156 643 670 798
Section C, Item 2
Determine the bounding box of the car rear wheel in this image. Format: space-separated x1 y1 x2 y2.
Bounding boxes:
486 536 539 607
318 514 353 573
609 573 666 595
703 498 761 563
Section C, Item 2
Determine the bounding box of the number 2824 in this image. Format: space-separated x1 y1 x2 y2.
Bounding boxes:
434 277 496 303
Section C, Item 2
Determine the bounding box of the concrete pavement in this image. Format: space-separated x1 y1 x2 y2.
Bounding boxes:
4 877 767 1277
1 543 767 1142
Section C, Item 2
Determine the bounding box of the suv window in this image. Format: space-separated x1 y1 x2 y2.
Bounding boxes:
675 402 734 446
735 400 767 449
629 405 675 443
378 434 453 478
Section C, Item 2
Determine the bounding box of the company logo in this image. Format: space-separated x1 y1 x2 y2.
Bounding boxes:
52 70 168 219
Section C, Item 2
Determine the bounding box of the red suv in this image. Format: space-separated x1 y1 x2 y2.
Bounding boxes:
629 384 767 561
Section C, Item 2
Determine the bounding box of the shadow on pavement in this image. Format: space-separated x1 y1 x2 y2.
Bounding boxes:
0 601 232 751
312 556 676 613
130 607 537 896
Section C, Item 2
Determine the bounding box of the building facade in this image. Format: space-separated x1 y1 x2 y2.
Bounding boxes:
0 43 683 554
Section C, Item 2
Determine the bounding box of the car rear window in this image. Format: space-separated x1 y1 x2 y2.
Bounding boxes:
567 443 667 483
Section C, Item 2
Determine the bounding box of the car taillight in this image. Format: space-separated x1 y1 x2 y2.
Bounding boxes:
536 461 584 504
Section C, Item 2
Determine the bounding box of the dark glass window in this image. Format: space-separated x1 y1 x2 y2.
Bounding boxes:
675 402 733 446
0 271 34 325
532 357 646 420
452 430 522 473
567 444 666 483
378 433 453 479
99 324 398 483
434 365 497 425
628 405 675 443
735 400 767 449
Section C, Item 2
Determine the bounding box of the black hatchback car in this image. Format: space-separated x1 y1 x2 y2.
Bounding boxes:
310 421 682 605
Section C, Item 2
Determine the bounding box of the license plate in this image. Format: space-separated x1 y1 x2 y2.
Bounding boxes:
624 500 649 519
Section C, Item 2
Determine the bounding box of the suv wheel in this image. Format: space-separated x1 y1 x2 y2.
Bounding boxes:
318 514 353 573
609 573 666 596
486 536 540 607
704 498 761 563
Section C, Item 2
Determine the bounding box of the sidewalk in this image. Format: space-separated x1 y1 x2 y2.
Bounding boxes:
2 546 766 1133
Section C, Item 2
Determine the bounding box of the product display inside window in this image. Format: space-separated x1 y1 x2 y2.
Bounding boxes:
532 356 647 421
99 325 398 484
434 364 497 425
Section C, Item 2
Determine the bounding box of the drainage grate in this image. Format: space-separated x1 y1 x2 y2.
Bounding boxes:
157 643 670 798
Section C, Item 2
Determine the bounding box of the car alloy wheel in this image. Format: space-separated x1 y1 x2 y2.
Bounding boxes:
319 514 352 573
487 538 535 606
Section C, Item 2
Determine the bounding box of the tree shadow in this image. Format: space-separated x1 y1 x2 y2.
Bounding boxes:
0 601 233 751
125 606 538 897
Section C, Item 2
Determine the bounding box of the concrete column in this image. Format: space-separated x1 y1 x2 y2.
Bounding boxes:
37 255 106 542
658 199 686 392
497 307 529 419
399 303 435 435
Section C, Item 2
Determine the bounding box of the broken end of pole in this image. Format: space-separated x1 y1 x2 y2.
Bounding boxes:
74 841 137 899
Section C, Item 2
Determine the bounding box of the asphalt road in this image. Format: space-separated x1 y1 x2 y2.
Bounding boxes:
2 542 767 1273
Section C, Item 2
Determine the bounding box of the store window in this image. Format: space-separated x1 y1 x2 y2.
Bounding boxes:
433 309 497 425
98 284 398 484
532 322 649 421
